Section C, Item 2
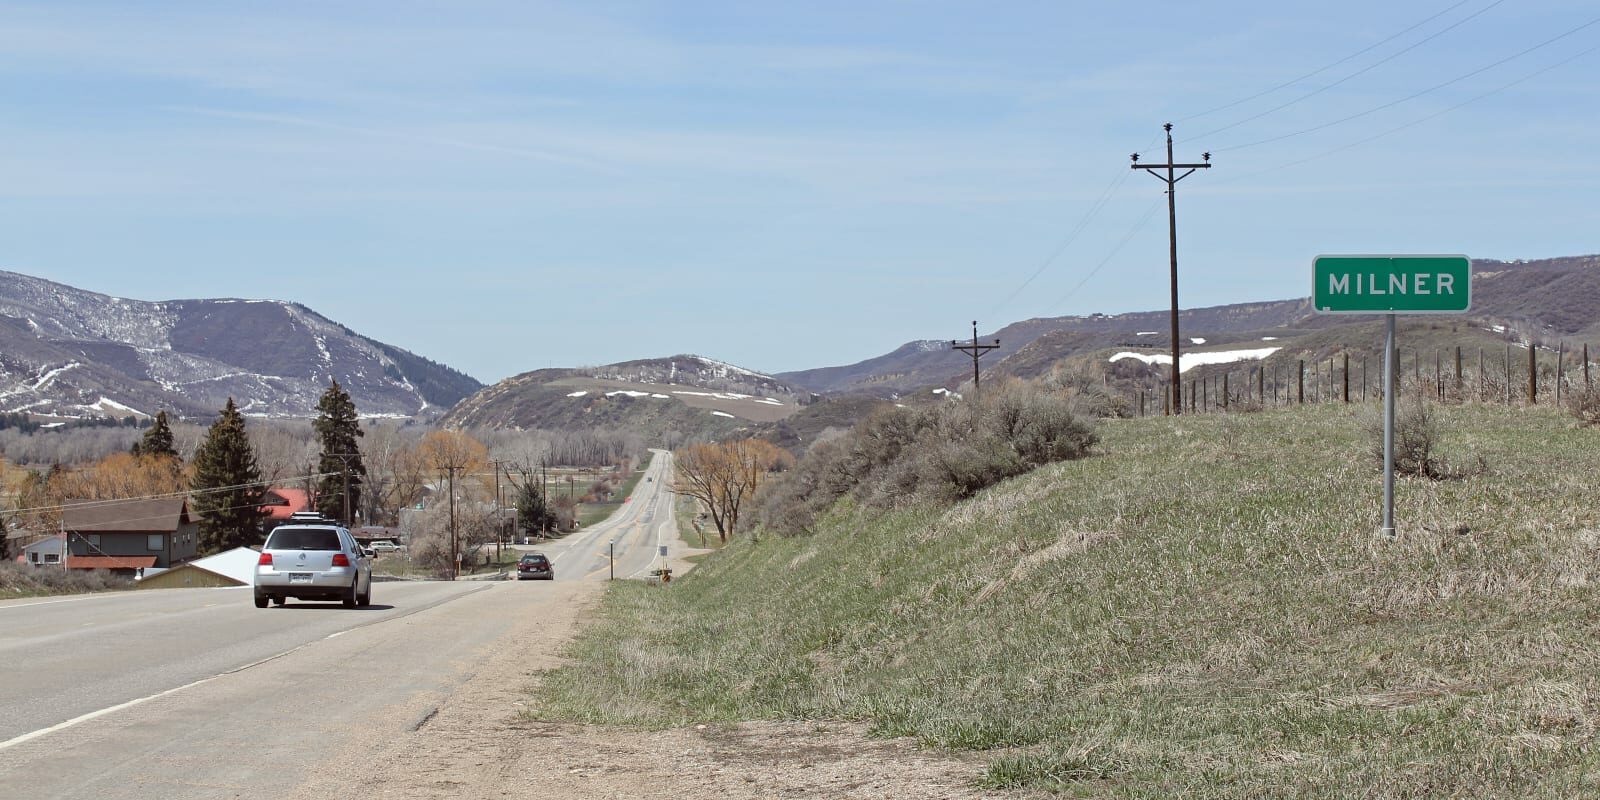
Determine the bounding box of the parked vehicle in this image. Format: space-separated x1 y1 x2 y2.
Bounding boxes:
254 512 373 608
516 553 554 580
369 541 401 553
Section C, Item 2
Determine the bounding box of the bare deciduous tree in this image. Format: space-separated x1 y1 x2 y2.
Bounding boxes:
673 438 792 543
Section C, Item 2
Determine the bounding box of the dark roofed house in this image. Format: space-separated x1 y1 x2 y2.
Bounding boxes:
63 497 200 575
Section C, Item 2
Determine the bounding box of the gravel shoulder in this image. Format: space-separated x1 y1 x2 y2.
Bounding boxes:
301 578 1024 800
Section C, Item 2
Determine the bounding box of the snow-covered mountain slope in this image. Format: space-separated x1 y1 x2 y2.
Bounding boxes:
0 270 481 420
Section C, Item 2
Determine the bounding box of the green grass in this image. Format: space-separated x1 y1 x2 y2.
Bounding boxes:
531 403 1600 796
673 492 728 550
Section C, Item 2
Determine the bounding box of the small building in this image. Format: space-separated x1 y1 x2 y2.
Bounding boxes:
136 546 260 590
18 532 65 567
63 497 200 575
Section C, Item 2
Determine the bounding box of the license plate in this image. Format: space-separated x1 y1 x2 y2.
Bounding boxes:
289 573 313 584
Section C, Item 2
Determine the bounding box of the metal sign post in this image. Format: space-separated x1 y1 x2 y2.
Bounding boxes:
1382 314 1396 537
1313 255 1471 538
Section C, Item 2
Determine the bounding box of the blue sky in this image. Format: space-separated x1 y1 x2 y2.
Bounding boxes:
1 1 1596 383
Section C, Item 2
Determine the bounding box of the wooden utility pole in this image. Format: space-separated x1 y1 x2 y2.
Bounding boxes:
950 320 1000 397
447 465 458 580
1131 123 1211 415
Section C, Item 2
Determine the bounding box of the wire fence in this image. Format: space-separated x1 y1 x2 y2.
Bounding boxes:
1128 341 1595 416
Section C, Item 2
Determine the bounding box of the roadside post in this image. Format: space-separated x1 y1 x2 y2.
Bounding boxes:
1314 255 1471 537
609 539 615 581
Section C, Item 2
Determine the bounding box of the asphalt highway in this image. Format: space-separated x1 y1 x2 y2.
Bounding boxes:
0 448 685 798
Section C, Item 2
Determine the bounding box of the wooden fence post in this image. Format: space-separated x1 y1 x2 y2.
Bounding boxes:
1505 344 1512 405
1478 347 1484 403
1454 346 1462 397
1223 373 1230 410
1297 360 1305 405
1440 348 1452 400
1362 357 1367 402
1343 353 1350 403
1529 343 1537 405
1557 342 1564 406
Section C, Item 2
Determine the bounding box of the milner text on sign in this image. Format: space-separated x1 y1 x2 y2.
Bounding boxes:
1313 255 1471 314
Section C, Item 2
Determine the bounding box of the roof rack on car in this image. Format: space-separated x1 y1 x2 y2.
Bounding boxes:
285 511 339 525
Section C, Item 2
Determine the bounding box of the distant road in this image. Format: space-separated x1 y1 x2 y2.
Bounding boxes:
534 448 679 582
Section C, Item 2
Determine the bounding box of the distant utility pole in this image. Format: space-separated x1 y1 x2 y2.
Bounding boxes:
447 465 458 580
951 320 1000 396
1132 123 1211 415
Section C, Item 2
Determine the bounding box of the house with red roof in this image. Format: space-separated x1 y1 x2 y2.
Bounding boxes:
261 488 311 527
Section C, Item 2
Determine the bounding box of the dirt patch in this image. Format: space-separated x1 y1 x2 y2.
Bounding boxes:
303 579 1026 799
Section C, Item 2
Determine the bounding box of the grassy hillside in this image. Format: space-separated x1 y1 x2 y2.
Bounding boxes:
533 403 1600 796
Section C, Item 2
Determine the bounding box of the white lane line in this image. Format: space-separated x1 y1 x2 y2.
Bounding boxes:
0 595 114 611
0 583 495 752
0 675 220 752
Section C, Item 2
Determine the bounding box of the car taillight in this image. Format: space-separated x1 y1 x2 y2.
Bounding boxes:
258 552 273 566
331 553 351 567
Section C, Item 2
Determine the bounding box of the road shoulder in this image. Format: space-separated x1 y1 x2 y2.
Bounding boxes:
306 581 1020 799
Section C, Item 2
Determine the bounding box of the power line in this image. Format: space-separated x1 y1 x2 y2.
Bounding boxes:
989 166 1135 316
1229 41 1600 180
1175 0 1477 124
6 470 338 517
987 131 1162 315
1047 199 1164 310
1191 0 1507 143
1214 13 1600 153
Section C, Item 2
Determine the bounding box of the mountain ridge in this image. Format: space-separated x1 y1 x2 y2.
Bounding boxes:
0 270 482 421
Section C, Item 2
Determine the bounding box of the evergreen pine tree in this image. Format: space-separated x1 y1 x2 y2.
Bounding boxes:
516 482 550 538
313 380 367 524
131 410 179 458
190 398 264 554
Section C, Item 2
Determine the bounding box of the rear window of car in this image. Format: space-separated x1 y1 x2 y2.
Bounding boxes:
266 528 343 551
521 555 548 564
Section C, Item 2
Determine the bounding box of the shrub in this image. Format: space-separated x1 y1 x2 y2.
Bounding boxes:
0 561 131 597
1367 399 1443 478
757 380 1098 535
1567 386 1600 427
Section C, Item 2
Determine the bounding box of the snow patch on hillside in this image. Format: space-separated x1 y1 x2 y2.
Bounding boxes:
1110 347 1281 373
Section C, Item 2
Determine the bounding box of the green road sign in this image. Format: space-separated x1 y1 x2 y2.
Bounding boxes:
1313 255 1471 314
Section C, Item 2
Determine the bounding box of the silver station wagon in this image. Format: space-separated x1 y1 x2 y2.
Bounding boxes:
254 512 373 608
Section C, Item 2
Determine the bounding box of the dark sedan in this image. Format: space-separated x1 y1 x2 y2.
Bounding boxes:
516 553 554 580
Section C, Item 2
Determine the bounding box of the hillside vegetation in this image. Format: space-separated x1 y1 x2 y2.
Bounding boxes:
534 403 1600 796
